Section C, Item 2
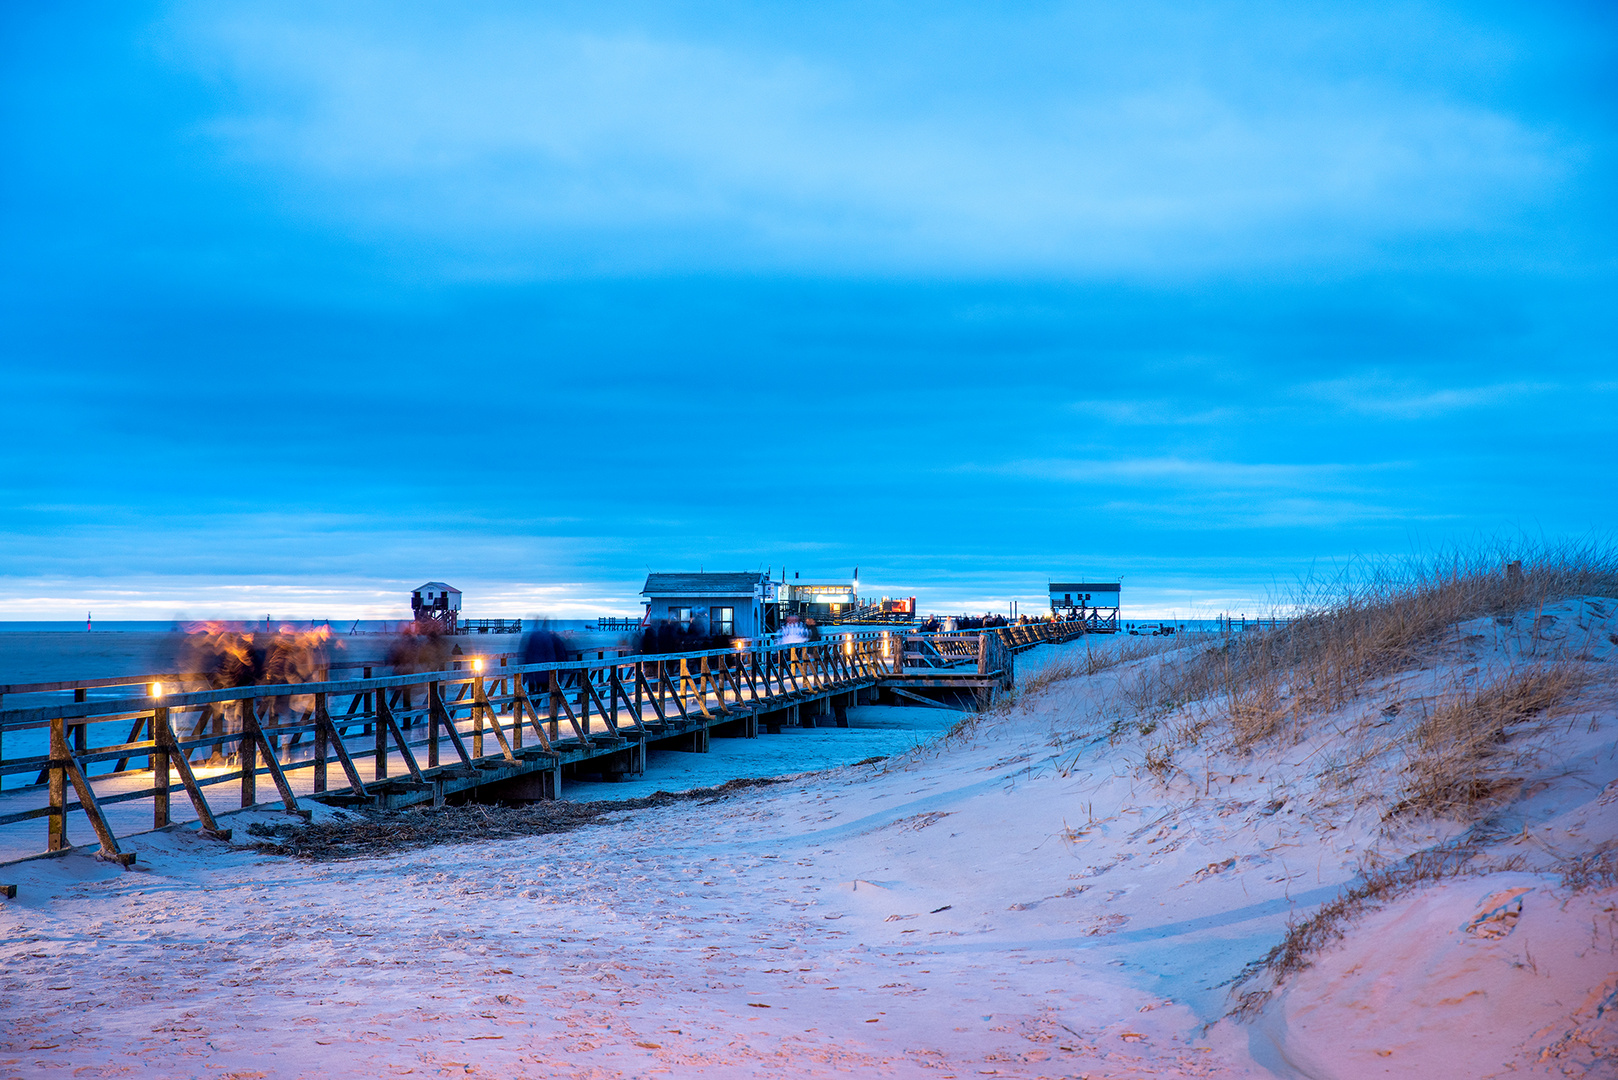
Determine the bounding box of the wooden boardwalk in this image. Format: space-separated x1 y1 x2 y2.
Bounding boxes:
0 622 1089 870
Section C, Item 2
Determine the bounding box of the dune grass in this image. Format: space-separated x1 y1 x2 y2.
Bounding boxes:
1123 541 1618 748
1009 633 1195 707
1395 664 1586 817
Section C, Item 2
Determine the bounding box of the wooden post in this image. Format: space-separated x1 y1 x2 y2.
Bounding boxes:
313 694 329 793
548 670 561 742
240 695 300 811
634 661 643 728
472 674 485 759
152 706 171 828
207 699 225 766
428 681 443 769
364 667 375 744
375 691 423 781
514 672 552 751
239 699 257 808
576 671 591 738
154 713 226 837
470 675 516 764
50 716 133 863
508 673 523 751
315 693 369 795
73 689 87 755
47 716 69 851
373 675 389 779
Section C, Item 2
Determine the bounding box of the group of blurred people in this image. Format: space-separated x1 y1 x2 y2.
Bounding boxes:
171 612 834 716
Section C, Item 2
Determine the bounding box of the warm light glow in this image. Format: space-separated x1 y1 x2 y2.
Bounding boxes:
472 658 484 672
149 681 163 697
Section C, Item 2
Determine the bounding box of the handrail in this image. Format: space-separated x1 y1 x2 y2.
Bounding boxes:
0 622 1097 865
0 632 912 864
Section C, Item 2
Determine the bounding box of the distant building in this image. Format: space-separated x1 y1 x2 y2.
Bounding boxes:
789 581 858 621
412 582 462 633
411 582 520 635
1049 581 1121 631
642 572 772 639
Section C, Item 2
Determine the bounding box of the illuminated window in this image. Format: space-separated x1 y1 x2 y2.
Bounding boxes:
670 606 692 628
711 606 734 635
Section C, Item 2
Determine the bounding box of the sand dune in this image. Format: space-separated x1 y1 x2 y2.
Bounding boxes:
3 597 1615 1078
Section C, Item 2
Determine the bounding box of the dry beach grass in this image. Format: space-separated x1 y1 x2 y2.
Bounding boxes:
1122 541 1618 748
1045 543 1618 1035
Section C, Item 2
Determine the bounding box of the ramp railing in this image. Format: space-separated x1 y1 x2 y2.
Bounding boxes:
0 630 907 866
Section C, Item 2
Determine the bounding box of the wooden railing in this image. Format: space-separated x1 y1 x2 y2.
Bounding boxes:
0 631 906 866
902 620 1091 670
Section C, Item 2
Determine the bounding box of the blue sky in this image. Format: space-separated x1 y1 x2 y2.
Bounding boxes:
2 1 1614 621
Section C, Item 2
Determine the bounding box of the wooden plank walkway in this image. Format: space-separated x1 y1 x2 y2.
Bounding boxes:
0 622 1092 869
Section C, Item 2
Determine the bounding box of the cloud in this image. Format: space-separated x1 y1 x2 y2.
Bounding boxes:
977 456 1390 489
165 1 1575 276
1304 376 1557 418
0 577 640 620
1065 399 1243 426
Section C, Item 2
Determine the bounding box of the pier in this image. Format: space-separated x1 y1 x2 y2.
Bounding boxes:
0 622 1091 870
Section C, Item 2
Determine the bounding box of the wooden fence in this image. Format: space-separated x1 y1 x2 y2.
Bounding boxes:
0 631 909 865
0 621 1092 868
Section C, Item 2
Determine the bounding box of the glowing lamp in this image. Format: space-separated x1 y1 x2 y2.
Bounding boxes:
149 682 164 698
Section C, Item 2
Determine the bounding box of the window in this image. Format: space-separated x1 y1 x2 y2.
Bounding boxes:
711 606 734 636
670 606 692 628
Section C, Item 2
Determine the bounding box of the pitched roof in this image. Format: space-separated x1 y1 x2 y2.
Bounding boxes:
415 581 460 592
642 572 764 597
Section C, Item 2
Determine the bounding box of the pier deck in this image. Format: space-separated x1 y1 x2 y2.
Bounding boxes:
0 622 1090 869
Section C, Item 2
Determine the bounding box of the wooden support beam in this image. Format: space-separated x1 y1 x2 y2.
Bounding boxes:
431 681 476 768
50 719 134 865
583 671 613 736
239 701 257 808
612 665 647 734
153 708 228 838
472 676 518 763
427 681 443 769
550 671 590 743
511 676 551 751
151 706 171 829
373 685 389 779
111 714 145 774
241 699 300 812
658 665 689 721
313 701 328 793
636 666 668 724
687 658 712 718
315 692 370 796
47 717 69 851
376 692 424 781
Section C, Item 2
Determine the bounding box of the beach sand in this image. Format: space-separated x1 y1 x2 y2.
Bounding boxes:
2 614 1614 1078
